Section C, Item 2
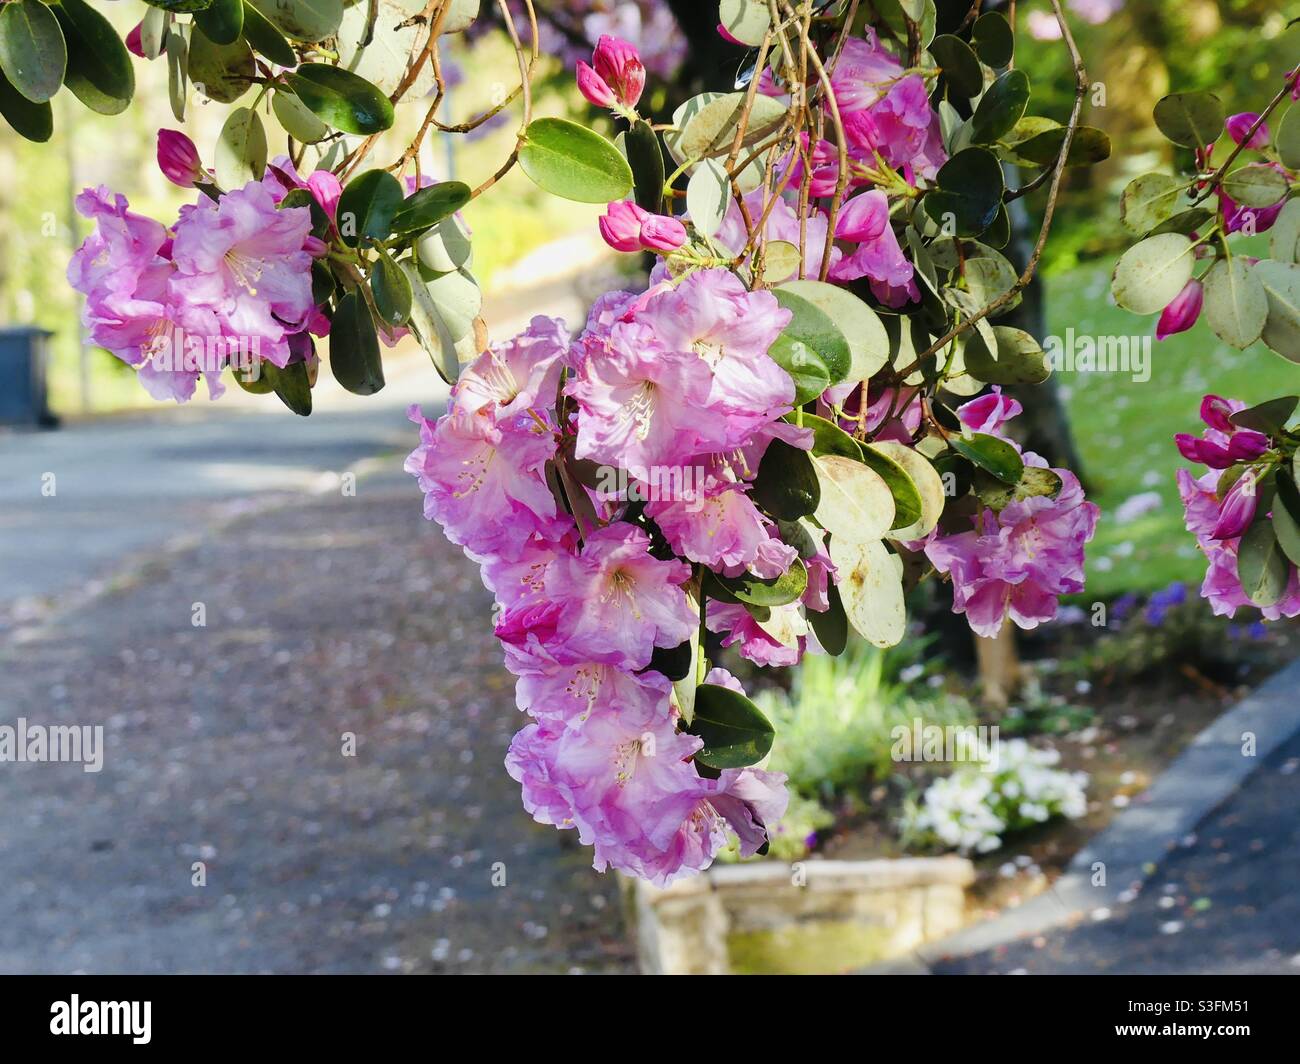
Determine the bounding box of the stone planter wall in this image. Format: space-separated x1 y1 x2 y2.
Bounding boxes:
625 857 975 975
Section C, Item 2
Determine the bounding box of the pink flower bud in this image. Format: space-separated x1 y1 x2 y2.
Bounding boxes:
576 61 618 110
598 200 650 252
639 213 687 252
1225 112 1269 150
1175 433 1234 469
1199 393 1236 433
1227 430 1270 462
1211 472 1259 540
307 170 342 218
157 129 204 188
1155 278 1203 340
592 34 647 109
126 21 145 58
303 235 329 258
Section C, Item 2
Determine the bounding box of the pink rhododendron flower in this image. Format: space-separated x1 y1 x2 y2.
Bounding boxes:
706 601 805 667
454 314 567 418
598 200 686 253
1156 278 1203 340
647 479 797 579
514 662 671 731
958 386 1023 438
1177 468 1300 619
539 524 695 670
713 187 841 279
576 35 645 111
405 405 570 562
1226 112 1269 150
306 171 342 220
925 456 1099 637
1211 470 1259 540
170 181 316 367
1174 394 1270 469
829 190 918 306
157 130 204 188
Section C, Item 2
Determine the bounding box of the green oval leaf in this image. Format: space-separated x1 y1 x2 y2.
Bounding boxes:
813 454 895 542
772 288 852 389
287 63 394 135
370 248 413 327
194 0 244 44
401 259 459 385
0 0 67 104
241 0 297 66
188 26 255 103
1120 172 1183 234
0 64 50 140
796 412 862 461
1111 233 1196 315
1237 519 1289 608
808 582 848 656
53 0 134 115
929 34 982 99
519 117 633 204
215 106 268 190
687 683 775 770
970 11 1013 67
391 180 472 236
871 440 945 540
925 147 1004 236
859 443 924 531
1272 473 1300 568
143 0 216 11
247 0 341 42
1277 104 1300 171
829 537 906 648
711 558 807 608
1201 257 1267 350
1222 165 1288 209
328 289 385 395
1153 91 1224 150
970 69 1029 145
718 0 770 47
777 279 889 380
686 157 729 239
1255 259 1300 361
1228 395 1297 435
753 438 820 521
261 358 313 416
949 431 1024 484
272 88 329 142
625 118 666 214
337 168 404 247
1011 125 1111 167
965 325 1050 385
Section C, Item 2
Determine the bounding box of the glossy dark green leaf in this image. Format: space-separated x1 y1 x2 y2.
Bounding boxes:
767 335 830 405
971 69 1029 145
1147 206 1214 238
0 0 66 104
261 358 313 416
1229 395 1297 435
187 26 255 103
370 248 413 328
809 582 848 656
519 117 633 204
241 1 297 66
54 0 134 115
949 430 1024 484
0 64 50 140
929 34 982 98
337 168 403 247
970 10 1013 67
713 558 807 607
194 0 243 44
772 289 852 390
1153 91 1224 149
625 118 665 213
924 147 1004 236
390 180 471 236
687 683 776 769
1237 518 1289 607
752 438 820 520
1011 125 1111 167
286 63 394 135
328 289 385 395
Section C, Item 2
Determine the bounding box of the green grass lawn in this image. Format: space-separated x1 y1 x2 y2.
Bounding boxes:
1049 238 1296 598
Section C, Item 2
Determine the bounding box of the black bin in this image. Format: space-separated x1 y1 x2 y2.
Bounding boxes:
0 326 56 427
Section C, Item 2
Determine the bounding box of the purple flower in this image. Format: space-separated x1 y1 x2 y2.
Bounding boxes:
453 314 566 419
1156 278 1203 340
1211 470 1259 540
958 387 1023 438
829 189 918 306
576 35 645 112
598 200 686 253
157 130 204 188
1225 112 1269 150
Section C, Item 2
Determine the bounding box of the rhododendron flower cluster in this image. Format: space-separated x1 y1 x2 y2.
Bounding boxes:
68 156 324 403
406 301 792 885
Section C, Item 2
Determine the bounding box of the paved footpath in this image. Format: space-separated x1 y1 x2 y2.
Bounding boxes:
0 279 634 973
